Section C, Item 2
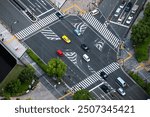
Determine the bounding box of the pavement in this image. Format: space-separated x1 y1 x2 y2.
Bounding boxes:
0 0 150 100
0 22 61 100
59 0 102 14
118 0 150 82
0 22 26 58
11 82 57 100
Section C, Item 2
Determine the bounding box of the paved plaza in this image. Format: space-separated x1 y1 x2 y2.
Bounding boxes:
50 0 102 14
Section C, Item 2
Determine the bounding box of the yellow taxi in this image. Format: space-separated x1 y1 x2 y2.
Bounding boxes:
61 35 71 43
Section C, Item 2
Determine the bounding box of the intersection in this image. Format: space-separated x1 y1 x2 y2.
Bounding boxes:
0 0 149 100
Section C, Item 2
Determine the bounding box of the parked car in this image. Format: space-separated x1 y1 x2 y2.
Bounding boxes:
120 1 126 8
131 5 139 13
56 50 63 56
81 44 89 52
74 29 81 36
101 84 110 93
100 71 108 80
114 8 121 17
126 15 133 24
117 88 126 96
55 12 63 19
61 35 71 43
118 15 125 23
125 2 133 12
90 8 99 15
83 54 90 62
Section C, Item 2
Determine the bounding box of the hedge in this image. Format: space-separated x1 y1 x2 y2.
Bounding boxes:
26 49 47 72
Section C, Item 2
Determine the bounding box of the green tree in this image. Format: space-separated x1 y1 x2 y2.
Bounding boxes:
144 2 150 18
73 89 92 100
131 21 150 45
47 58 67 81
4 79 21 95
18 66 35 84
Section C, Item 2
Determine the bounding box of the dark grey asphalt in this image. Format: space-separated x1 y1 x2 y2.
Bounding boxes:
0 0 148 100
24 13 150 99
0 0 31 33
20 0 53 17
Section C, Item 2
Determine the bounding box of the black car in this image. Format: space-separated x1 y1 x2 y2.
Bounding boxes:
125 2 133 12
55 12 63 19
81 44 89 52
120 1 126 8
100 71 108 80
100 84 110 93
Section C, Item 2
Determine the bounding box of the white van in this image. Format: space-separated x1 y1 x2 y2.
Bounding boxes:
116 77 126 87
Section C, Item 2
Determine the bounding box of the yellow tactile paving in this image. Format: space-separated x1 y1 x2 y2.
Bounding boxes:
74 4 86 14
59 90 73 100
4 35 17 44
61 4 75 13
118 51 132 64
61 3 86 14
123 51 132 63
135 63 145 70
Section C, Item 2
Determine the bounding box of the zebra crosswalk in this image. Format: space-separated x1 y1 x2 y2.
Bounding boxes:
41 28 60 40
73 22 87 34
64 51 78 66
15 13 59 40
70 62 120 93
82 13 120 49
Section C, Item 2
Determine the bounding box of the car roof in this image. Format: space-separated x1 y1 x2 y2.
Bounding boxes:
83 54 88 58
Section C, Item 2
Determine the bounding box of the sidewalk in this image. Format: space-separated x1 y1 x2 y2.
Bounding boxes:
119 1 150 82
11 82 57 100
49 0 102 14
0 23 58 100
0 23 26 58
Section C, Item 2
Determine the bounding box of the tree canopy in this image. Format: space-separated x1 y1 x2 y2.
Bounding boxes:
73 89 92 100
47 58 67 81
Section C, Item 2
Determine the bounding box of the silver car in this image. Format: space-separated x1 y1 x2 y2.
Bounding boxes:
117 88 126 96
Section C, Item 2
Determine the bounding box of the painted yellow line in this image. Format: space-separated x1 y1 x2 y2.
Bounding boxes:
59 91 73 100
4 36 16 44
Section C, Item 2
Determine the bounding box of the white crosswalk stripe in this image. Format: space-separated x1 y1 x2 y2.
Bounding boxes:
15 13 58 40
73 22 87 34
41 28 60 40
82 13 120 48
70 62 120 92
64 52 78 66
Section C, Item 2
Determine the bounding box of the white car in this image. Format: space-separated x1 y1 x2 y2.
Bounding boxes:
117 88 126 96
118 15 125 23
114 8 121 17
126 15 133 24
90 9 99 15
83 54 90 62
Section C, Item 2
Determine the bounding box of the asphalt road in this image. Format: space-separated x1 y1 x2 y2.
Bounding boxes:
0 0 149 100
0 0 31 33
98 0 147 39
25 14 150 99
